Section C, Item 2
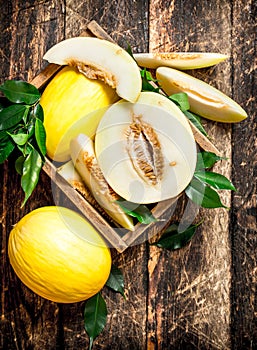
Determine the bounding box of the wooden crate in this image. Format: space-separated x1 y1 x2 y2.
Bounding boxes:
30 21 219 253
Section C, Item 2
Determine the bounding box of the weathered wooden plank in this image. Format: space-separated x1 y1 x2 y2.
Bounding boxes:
0 164 62 350
61 1 150 349
0 1 65 349
148 0 233 348
65 0 149 51
230 1 257 348
1 1 256 349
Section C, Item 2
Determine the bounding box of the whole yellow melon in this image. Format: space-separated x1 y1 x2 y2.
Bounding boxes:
8 206 111 303
40 66 118 162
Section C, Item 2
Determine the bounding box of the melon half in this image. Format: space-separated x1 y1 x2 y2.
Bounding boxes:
43 37 142 103
95 92 197 204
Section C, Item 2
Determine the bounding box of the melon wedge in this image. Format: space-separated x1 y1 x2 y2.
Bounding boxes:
57 160 91 199
43 37 142 103
134 52 228 70
95 91 197 204
70 134 134 231
156 67 248 123
58 160 84 187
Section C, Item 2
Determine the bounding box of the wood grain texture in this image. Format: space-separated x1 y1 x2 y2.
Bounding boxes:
230 1 257 348
0 1 65 348
65 0 149 51
148 0 233 348
0 0 256 349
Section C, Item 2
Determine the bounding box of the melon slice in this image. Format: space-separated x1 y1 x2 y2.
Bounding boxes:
58 160 85 188
134 52 228 70
43 37 142 103
156 67 248 123
57 160 94 201
70 134 134 231
95 91 197 204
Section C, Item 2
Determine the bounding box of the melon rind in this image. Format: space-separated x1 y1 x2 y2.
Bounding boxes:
8 206 111 303
156 67 248 123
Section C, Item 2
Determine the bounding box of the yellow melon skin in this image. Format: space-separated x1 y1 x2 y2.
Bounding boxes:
8 206 111 303
40 66 119 162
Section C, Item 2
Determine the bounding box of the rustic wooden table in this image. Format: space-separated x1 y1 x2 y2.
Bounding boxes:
1 1 256 349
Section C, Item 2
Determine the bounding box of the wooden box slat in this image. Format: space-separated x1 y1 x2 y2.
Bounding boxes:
30 20 218 252
43 158 129 251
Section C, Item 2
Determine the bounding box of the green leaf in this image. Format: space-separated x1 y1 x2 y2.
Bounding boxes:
7 132 28 146
152 222 201 250
194 171 236 191
126 43 135 60
196 151 225 170
0 130 10 142
126 43 133 57
0 80 40 105
105 265 125 298
169 92 190 111
18 142 33 157
21 148 42 207
0 80 44 205
84 293 107 350
140 69 157 82
22 106 31 124
130 205 157 224
27 119 35 138
15 155 25 175
35 118 46 156
32 103 44 122
0 139 15 163
0 104 27 131
185 178 227 208
116 199 157 224
141 69 160 93
184 111 208 136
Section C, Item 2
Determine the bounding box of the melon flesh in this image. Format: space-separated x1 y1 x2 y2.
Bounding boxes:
134 52 228 70
129 90 193 133
156 67 248 123
95 92 197 204
70 134 134 230
43 37 142 103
